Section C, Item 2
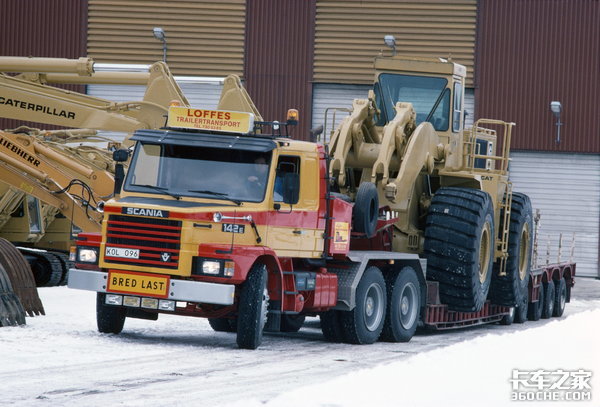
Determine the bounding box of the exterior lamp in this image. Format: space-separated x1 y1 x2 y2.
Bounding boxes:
384 35 397 56
550 101 562 144
153 27 167 63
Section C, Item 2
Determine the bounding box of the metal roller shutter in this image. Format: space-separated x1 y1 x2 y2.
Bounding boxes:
314 0 477 86
509 151 600 277
88 0 245 77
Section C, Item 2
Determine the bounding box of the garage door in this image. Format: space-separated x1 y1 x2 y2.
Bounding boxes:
509 151 599 277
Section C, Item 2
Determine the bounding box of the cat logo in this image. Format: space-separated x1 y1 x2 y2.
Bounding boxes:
161 252 171 262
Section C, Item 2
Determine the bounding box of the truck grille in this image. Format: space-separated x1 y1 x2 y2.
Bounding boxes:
104 214 182 270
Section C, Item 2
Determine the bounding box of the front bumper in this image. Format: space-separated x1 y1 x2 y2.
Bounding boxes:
67 268 235 306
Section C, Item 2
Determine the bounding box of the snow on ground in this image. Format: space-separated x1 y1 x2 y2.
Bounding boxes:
1 280 600 407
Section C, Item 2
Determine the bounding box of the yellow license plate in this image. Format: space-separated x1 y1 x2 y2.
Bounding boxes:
107 270 170 299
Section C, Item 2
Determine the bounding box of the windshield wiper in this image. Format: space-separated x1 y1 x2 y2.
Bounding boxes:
187 190 242 206
131 184 181 200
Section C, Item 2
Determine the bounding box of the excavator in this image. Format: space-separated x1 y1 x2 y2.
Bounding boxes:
0 56 261 325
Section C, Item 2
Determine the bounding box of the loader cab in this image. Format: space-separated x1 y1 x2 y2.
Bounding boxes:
372 55 466 138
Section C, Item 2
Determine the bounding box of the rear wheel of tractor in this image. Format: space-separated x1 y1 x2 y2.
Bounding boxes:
339 266 386 344
96 293 126 334
280 314 306 333
424 187 495 312
380 267 421 342
236 263 269 350
353 182 379 238
499 307 515 325
208 318 236 332
542 280 555 319
320 310 346 342
527 283 544 321
513 286 529 324
553 278 567 317
490 193 533 306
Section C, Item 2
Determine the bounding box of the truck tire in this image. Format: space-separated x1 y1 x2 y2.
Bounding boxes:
280 314 306 333
527 283 544 321
542 280 555 319
553 278 567 317
96 293 126 334
208 318 236 332
380 267 420 342
513 286 528 324
236 263 268 350
320 310 345 342
490 193 533 306
353 182 379 238
340 266 386 344
424 187 495 312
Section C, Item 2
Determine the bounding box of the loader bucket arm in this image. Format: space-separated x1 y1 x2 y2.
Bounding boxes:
217 74 263 121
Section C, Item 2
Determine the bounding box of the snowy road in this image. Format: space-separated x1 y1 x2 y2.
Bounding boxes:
3 278 600 406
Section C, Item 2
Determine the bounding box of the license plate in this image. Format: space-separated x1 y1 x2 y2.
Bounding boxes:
107 270 170 298
222 223 245 234
105 246 139 259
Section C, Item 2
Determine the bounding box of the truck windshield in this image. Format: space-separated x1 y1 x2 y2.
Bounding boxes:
124 142 272 203
375 73 449 131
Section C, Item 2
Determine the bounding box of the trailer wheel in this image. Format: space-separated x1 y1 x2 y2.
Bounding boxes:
340 266 386 344
96 293 126 334
236 263 269 350
499 307 515 325
208 318 236 332
553 278 567 317
490 193 533 306
424 187 495 312
280 314 306 333
514 286 528 324
542 280 555 319
380 267 420 342
527 283 544 321
353 182 379 238
320 310 345 342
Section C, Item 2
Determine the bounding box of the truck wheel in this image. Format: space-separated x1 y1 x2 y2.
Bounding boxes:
320 310 345 342
542 280 555 319
490 193 533 306
553 278 567 317
236 263 268 350
208 318 236 332
96 293 126 334
340 266 386 344
280 314 306 333
513 286 528 324
424 187 495 312
499 307 515 325
380 267 420 342
353 182 379 238
527 283 544 321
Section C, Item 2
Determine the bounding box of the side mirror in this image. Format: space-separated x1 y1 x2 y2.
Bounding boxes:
112 149 129 195
282 173 299 205
113 149 129 163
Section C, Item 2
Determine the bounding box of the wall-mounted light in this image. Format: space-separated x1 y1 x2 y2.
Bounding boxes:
384 35 397 56
550 101 563 144
153 27 167 63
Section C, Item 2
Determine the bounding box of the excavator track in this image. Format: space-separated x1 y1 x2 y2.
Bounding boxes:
19 248 64 287
0 238 44 316
0 262 26 326
50 251 73 286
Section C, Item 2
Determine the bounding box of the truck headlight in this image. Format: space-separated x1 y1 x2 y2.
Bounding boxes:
77 247 98 264
202 261 221 275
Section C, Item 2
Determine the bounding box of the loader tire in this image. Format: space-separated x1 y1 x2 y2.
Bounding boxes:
553 277 567 317
513 286 529 324
208 318 236 332
236 263 269 349
353 182 379 238
490 193 533 306
380 267 421 342
96 293 126 334
527 283 544 321
424 187 495 312
339 266 386 344
280 314 306 333
542 279 555 319
320 310 345 342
